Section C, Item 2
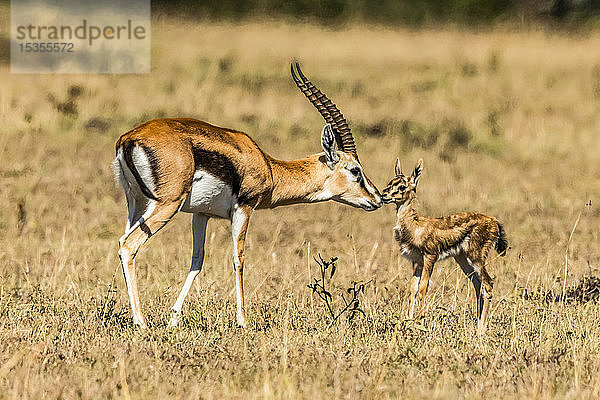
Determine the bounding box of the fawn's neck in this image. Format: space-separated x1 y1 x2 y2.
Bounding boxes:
395 196 420 238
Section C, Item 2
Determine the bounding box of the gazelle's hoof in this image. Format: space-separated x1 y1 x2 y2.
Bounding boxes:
133 316 148 330
477 324 487 336
167 310 180 329
134 321 148 330
167 321 178 329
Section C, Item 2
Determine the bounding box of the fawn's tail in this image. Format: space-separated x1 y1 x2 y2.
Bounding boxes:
495 222 508 256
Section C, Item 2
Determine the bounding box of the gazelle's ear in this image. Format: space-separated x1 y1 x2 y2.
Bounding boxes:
321 124 339 169
410 158 423 189
395 158 402 176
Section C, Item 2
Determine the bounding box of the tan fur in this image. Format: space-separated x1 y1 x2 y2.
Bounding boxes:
116 119 379 209
114 118 381 329
116 119 273 205
114 63 384 329
382 159 507 334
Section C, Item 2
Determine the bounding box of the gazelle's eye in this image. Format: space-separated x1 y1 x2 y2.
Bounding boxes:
399 185 407 191
350 167 361 177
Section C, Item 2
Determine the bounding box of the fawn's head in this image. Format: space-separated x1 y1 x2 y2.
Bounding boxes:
381 158 422 206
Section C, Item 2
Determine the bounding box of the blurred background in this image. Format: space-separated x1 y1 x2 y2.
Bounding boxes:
151 0 600 27
0 0 599 398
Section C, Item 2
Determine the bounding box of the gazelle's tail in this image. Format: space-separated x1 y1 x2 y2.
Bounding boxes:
495 223 508 256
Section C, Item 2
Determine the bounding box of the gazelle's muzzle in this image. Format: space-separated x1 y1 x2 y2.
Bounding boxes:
362 176 382 210
380 186 395 204
380 195 394 204
363 200 381 211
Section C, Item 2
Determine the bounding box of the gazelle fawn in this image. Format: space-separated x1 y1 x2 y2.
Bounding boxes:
113 62 382 329
381 159 507 334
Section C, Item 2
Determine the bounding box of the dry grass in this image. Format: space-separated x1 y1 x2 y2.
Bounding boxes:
0 19 599 399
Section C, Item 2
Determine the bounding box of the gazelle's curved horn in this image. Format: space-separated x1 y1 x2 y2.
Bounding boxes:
291 62 357 156
290 64 339 146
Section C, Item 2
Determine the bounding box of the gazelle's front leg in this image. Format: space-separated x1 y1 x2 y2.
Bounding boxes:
417 254 437 317
168 213 209 328
231 204 252 327
408 260 423 319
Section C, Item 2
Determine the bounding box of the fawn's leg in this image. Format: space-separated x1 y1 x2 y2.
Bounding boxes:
478 266 494 334
417 254 437 316
454 254 483 325
408 259 423 319
473 239 494 334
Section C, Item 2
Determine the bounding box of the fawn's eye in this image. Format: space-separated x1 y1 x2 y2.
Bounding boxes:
398 185 407 191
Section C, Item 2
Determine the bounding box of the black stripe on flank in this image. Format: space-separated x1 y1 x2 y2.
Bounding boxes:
122 142 159 201
191 147 241 198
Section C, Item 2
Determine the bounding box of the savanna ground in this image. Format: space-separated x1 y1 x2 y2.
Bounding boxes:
1 15 600 399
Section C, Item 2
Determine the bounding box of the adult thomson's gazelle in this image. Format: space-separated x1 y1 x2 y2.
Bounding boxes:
113 62 382 329
381 159 507 334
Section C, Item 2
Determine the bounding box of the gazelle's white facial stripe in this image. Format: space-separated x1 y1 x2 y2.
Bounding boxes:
349 159 381 204
362 173 377 195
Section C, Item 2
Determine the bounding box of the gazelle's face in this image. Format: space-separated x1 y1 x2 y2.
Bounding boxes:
381 173 413 206
381 158 422 206
326 152 382 211
318 124 381 211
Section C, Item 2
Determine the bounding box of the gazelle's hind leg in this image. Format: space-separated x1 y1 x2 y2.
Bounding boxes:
473 239 495 334
118 199 183 328
124 187 148 233
114 153 150 233
168 213 209 328
454 253 483 325
478 266 494 335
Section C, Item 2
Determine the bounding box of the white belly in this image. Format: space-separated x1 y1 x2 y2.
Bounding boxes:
438 235 470 261
180 171 234 218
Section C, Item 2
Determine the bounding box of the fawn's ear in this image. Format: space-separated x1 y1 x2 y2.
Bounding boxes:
410 158 423 189
321 124 339 169
394 158 402 176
